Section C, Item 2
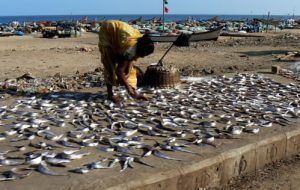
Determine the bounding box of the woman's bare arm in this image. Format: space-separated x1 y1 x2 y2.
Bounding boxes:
116 60 132 91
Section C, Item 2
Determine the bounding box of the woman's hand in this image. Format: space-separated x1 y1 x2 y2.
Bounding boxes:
135 94 149 101
127 86 149 101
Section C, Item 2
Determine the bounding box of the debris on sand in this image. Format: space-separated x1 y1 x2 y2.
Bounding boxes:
275 51 300 61
0 70 105 94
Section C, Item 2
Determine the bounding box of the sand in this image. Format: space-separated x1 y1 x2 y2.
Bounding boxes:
0 29 299 81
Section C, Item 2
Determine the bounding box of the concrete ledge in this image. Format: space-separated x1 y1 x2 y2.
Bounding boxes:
285 129 300 156
108 127 300 190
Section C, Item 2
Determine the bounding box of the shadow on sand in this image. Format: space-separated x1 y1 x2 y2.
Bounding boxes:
237 50 297 57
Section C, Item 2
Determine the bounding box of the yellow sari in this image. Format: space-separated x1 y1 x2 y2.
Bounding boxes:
98 20 142 88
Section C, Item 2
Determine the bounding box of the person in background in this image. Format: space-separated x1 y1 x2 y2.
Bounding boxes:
98 20 154 103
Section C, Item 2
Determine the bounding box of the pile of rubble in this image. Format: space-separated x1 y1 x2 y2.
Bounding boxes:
282 33 299 40
274 51 300 61
274 62 300 82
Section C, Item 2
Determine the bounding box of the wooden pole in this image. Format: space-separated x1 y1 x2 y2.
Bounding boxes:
163 0 165 32
266 11 270 33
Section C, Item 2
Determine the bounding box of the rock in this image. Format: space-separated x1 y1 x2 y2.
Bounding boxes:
286 51 295 55
17 72 35 80
277 54 296 61
94 67 103 72
37 86 50 93
271 65 281 74
79 47 92 52
54 73 62 78
227 65 239 71
202 68 214 75
283 33 298 40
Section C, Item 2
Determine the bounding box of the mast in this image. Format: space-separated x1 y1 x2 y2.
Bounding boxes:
293 9 295 19
266 11 270 33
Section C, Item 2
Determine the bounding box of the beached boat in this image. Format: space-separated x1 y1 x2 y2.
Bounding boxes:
149 26 223 42
0 32 15 37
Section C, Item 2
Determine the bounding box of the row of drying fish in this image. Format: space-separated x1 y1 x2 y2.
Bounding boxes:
0 73 299 181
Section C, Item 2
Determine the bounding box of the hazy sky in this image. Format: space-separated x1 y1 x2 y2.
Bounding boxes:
0 0 299 16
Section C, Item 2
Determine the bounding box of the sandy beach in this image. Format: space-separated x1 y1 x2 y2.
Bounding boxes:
0 30 300 190
0 30 299 81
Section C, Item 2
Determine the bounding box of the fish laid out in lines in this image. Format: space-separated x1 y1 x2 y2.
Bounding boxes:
0 73 299 180
0 168 32 181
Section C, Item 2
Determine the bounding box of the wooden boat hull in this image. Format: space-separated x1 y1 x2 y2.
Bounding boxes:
0 32 15 37
149 26 223 42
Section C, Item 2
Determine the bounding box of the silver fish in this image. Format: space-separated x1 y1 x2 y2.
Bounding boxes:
152 150 182 161
68 131 84 139
58 138 81 148
45 132 64 141
243 127 260 134
45 157 71 165
0 134 6 141
80 139 99 147
171 145 200 155
86 159 110 169
258 120 273 128
162 121 181 128
0 168 32 181
199 121 217 128
137 123 153 130
37 162 68 176
225 125 243 135
29 141 61 150
132 157 154 168
115 145 136 155
60 151 90 160
0 159 23 166
4 130 17 136
108 157 120 168
118 129 138 137
97 146 115 152
120 157 134 172
26 153 43 165
147 129 168 137
70 167 90 174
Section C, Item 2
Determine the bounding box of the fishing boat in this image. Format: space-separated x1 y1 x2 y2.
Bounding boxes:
129 16 143 24
149 26 223 42
0 32 15 37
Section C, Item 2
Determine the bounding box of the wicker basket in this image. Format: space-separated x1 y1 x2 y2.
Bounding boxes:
143 64 181 88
